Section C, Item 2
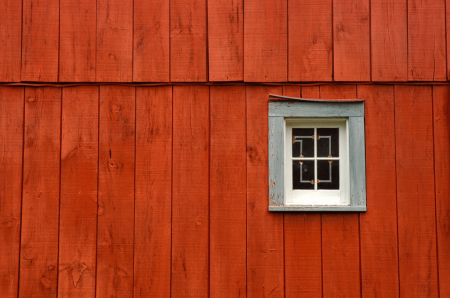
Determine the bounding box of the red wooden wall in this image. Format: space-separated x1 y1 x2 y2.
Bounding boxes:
0 1 449 298
0 0 449 82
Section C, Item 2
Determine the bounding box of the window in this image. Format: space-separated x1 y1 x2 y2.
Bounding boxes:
268 95 366 211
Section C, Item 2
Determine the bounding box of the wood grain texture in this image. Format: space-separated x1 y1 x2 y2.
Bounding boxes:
319 84 357 99
0 1 21 81
133 0 170 82
371 0 407 81
408 0 446 81
322 214 360 298
358 85 399 297
21 0 59 82
58 87 98 298
0 87 23 298
283 85 322 298
283 86 301 98
20 87 61 298
96 0 133 82
210 86 246 297
244 0 287 82
394 85 438 297
288 0 332 81
134 86 172 297
208 0 244 81
320 85 360 298
172 86 209 297
333 0 370 81
268 116 284 207
97 86 135 298
170 0 207 82
285 214 322 298
448 0 450 79
433 86 450 298
246 86 284 297
60 0 96 82
301 86 320 98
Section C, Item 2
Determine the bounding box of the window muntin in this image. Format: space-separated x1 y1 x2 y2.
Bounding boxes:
285 119 349 206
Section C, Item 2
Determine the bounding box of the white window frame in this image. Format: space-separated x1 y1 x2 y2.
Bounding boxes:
268 95 366 212
285 118 349 206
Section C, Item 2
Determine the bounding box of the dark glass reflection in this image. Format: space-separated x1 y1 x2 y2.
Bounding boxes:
292 128 314 158
317 160 339 190
317 128 339 157
293 160 314 190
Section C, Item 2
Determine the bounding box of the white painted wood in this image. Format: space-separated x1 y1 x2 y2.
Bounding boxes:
269 101 364 117
268 116 284 206
349 116 366 207
269 205 367 212
268 100 366 212
284 118 349 206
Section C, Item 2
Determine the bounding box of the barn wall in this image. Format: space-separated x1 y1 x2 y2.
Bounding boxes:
1 0 450 298
1 84 449 298
0 0 449 82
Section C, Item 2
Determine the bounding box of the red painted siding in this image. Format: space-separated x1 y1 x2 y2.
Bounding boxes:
0 1 449 297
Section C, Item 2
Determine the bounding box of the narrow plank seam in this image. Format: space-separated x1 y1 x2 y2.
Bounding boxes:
394 85 401 298
17 87 26 298
432 86 441 298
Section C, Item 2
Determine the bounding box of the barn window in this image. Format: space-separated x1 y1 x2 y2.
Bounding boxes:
268 95 366 211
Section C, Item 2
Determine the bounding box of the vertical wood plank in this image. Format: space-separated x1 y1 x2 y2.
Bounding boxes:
408 0 446 81
322 214 360 297
133 0 170 82
170 0 207 82
96 0 133 82
333 0 370 81
172 86 209 297
210 86 246 297
19 87 61 298
244 0 287 82
320 85 360 298
283 85 322 298
208 0 244 81
301 86 320 98
0 87 23 298
246 86 284 298
283 85 301 98
371 0 407 81
0 1 21 81
60 0 96 82
433 86 450 298
285 215 322 298
319 85 357 99
447 0 450 79
21 0 59 82
395 85 438 297
134 86 172 297
58 86 98 298
288 0 332 81
97 86 135 298
358 85 399 297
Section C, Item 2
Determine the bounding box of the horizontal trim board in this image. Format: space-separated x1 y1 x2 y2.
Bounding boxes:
269 206 367 212
269 101 364 117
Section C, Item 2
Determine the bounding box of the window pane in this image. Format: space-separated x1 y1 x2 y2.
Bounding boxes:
292 128 314 157
293 160 314 189
317 128 339 157
317 160 339 190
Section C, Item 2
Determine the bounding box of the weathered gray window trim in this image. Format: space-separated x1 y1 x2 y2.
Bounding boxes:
268 95 366 212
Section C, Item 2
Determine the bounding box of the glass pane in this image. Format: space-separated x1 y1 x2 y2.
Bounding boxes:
292 128 314 158
293 160 315 190
317 160 339 190
317 128 339 157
